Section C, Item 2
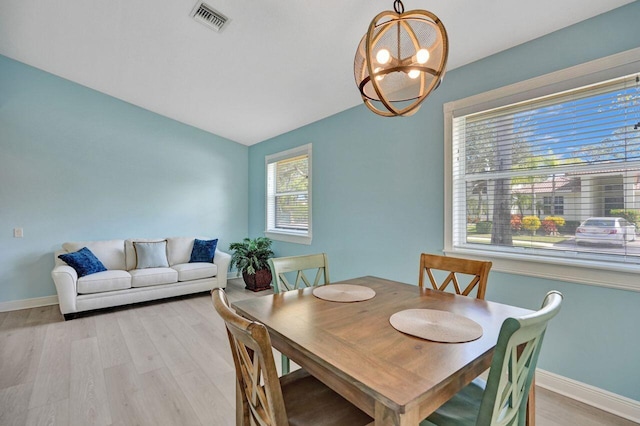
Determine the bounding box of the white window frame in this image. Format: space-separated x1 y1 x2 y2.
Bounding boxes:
265 144 312 245
444 47 640 292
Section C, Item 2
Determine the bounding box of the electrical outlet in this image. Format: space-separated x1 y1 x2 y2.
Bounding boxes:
14 228 23 238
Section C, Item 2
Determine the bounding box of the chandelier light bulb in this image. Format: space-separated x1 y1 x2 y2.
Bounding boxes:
376 49 391 65
416 48 430 64
408 69 420 79
374 67 385 81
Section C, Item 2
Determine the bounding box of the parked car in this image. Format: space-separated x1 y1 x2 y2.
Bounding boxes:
575 217 636 246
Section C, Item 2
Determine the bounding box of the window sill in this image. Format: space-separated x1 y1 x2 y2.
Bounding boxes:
265 231 312 245
443 246 640 293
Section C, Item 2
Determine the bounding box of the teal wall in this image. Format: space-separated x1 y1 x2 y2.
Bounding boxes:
0 55 248 303
248 3 640 401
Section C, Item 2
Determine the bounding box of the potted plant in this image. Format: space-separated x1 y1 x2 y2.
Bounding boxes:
229 237 274 291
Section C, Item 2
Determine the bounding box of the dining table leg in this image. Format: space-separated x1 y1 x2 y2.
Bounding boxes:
374 401 421 425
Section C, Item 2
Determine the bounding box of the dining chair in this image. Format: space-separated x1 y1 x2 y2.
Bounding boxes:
420 291 563 426
269 253 330 292
268 253 330 374
419 253 493 299
211 288 372 426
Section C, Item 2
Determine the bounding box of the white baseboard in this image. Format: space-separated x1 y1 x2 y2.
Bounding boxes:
536 369 640 423
0 295 59 312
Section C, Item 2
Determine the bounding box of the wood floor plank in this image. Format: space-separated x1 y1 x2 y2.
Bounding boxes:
0 381 34 426
160 314 234 385
175 370 234 426
0 318 46 389
28 322 71 409
94 312 132 369
165 298 207 326
536 387 638 426
132 368 201 426
26 398 70 426
139 314 198 376
69 337 111 426
67 316 97 342
25 305 60 325
212 370 239 408
0 310 9 327
103 362 145 425
0 309 30 330
115 309 165 375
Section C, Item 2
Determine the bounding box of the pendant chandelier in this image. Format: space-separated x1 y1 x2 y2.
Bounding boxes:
354 0 449 117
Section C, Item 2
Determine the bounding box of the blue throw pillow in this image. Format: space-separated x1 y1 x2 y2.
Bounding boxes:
189 238 218 263
58 247 107 278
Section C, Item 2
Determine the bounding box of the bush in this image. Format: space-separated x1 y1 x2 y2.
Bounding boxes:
510 215 522 232
522 216 541 234
560 220 581 234
610 209 640 225
476 221 492 234
541 218 557 235
544 216 566 228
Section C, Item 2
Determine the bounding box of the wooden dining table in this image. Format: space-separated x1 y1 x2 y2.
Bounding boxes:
232 276 534 426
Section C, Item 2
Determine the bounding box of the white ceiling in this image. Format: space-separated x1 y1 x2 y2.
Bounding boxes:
0 0 634 145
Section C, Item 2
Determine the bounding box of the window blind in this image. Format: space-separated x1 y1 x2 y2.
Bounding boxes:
452 73 640 264
266 145 311 241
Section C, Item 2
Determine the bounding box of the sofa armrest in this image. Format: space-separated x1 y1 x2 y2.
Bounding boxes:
213 249 231 287
51 265 78 314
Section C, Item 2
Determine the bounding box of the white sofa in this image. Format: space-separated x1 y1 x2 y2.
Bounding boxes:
51 237 230 319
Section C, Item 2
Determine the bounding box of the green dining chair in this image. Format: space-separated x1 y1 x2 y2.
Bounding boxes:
420 291 563 426
268 253 330 374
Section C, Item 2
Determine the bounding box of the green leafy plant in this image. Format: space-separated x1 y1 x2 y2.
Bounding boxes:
476 221 492 234
610 209 640 226
229 237 274 276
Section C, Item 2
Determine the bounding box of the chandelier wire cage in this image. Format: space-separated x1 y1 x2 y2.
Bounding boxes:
354 0 448 117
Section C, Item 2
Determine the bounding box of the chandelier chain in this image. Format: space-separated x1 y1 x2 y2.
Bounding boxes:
393 0 404 14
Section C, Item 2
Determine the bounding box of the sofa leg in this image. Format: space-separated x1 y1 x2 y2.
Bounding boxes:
63 313 77 321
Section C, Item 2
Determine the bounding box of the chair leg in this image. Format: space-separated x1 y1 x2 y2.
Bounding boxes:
526 378 536 426
281 354 290 375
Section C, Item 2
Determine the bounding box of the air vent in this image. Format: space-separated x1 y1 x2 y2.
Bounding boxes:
191 2 228 32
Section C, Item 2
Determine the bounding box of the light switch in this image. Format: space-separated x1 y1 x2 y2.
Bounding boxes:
14 228 23 238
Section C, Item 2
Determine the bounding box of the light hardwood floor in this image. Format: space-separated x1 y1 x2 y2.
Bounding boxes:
0 279 636 426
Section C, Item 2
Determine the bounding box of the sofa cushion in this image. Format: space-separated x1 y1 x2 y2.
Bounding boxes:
125 238 165 270
189 239 218 263
172 263 218 282
58 247 107 278
77 270 132 294
134 241 169 268
63 240 126 270
130 268 178 287
166 237 195 266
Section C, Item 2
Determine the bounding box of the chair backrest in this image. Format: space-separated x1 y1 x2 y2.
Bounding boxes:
211 288 289 426
477 291 563 426
418 253 492 299
269 253 330 293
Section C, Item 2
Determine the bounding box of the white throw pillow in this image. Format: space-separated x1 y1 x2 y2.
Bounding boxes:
134 241 169 269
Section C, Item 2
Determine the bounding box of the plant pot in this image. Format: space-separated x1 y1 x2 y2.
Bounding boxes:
242 269 272 292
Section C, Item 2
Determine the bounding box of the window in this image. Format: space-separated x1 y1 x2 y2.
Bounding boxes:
543 196 564 215
265 144 312 244
444 48 640 291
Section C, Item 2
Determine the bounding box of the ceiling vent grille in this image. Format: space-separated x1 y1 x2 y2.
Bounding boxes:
191 2 228 32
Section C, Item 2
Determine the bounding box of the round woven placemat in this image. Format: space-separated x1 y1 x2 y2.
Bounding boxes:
389 309 483 343
312 284 376 303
